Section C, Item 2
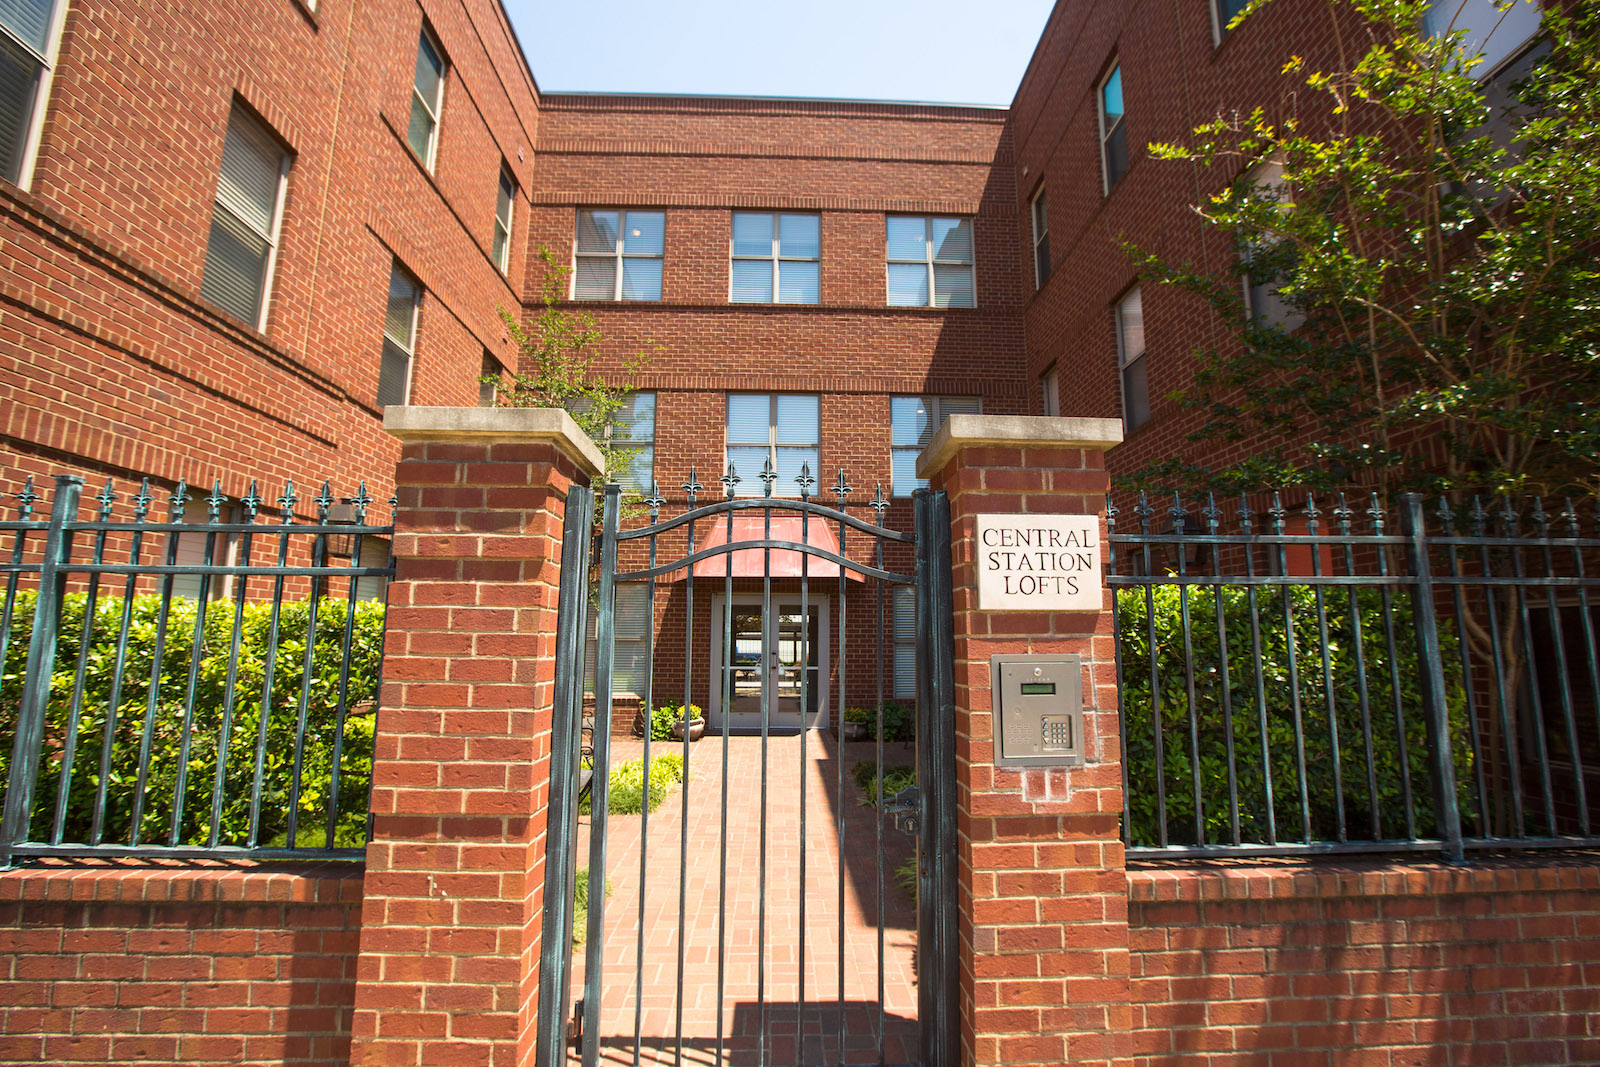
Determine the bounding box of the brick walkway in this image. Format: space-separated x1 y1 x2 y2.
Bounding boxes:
570 733 919 1065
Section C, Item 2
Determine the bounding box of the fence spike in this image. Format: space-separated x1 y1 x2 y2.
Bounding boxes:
95 478 117 520
279 480 298 524
169 479 190 522
1434 496 1455 535
682 466 702 506
869 484 889 519
241 480 261 521
1563 497 1581 539
1498 494 1519 537
1367 492 1387 535
1333 492 1354 534
759 457 777 498
1168 490 1188 529
833 469 851 506
1104 492 1120 534
1134 490 1154 533
1236 492 1254 534
1529 495 1550 537
1468 496 1487 537
796 461 815 500
720 463 739 498
132 479 152 522
1268 492 1287 533
645 481 666 521
350 481 372 524
1201 492 1222 534
207 479 226 523
16 476 37 519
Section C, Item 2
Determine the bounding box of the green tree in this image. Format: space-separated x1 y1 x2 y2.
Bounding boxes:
1127 0 1600 498
492 247 656 498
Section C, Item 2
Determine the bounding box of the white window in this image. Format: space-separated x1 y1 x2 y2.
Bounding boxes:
377 263 420 408
1030 186 1051 289
586 581 650 696
893 585 916 699
200 105 290 331
408 26 445 169
1099 64 1128 192
726 394 819 497
353 535 391 604
730 212 819 303
1240 159 1303 331
1041 367 1060 417
478 351 504 407
604 393 656 493
492 168 514 273
574 209 664 301
890 395 980 496
1116 287 1149 432
1211 0 1251 44
886 216 975 309
171 494 241 602
0 0 66 189
1423 0 1542 80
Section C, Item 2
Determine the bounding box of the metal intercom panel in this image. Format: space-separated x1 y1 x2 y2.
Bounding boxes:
991 654 1085 767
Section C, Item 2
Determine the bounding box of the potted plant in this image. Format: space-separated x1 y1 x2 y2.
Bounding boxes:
660 701 705 742
842 706 871 742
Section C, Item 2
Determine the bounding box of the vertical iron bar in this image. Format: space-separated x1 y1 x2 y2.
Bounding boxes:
582 484 621 1067
1240 499 1275 845
1372 497 1418 839
716 468 736 1065
1533 501 1587 834
52 481 115 845
1107 497 1132 845
1504 498 1556 834
1170 496 1204 844
1 476 81 861
210 485 259 847
1335 496 1380 840
325 485 369 850
833 470 850 1066
873 488 886 1066
1440 502 1488 837
675 468 701 1066
757 463 772 1067
1305 497 1345 843
247 485 296 847
0 479 37 732
534 483 592 1067
797 465 813 1065
1203 496 1239 846
635 487 662 1067
1136 494 1166 846
1400 494 1463 861
284 486 331 849
130 481 188 847
1567 499 1600 838
1270 495 1312 842
169 481 226 847
1472 500 1522 835
92 480 151 846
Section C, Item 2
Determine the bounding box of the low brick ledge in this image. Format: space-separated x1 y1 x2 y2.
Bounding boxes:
1126 851 1600 902
0 858 365 903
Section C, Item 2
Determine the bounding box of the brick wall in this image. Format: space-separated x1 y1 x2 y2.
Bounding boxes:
1128 855 1600 1066
0 862 362 1067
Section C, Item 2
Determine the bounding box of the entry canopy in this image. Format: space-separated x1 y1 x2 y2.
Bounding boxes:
686 512 863 581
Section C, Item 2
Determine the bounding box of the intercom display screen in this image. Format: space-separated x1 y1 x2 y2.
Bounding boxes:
1019 682 1056 696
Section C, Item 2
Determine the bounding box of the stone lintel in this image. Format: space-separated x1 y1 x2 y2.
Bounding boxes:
916 414 1124 479
383 406 606 478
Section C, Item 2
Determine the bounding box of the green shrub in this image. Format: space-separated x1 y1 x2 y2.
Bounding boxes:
848 701 913 742
1117 585 1473 847
894 855 917 900
0 591 385 850
648 701 702 741
580 753 684 816
572 865 613 945
851 760 915 808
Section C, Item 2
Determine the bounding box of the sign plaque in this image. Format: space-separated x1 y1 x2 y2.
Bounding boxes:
975 514 1103 611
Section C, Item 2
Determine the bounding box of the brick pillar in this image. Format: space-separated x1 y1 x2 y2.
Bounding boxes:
919 414 1129 1067
350 408 603 1067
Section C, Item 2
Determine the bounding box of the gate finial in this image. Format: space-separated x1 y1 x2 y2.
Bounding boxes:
759 457 777 497
645 481 666 520
720 464 740 499
796 462 815 500
682 466 702 506
833 469 851 507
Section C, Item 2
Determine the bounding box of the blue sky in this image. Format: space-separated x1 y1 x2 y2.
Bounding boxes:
506 0 1057 106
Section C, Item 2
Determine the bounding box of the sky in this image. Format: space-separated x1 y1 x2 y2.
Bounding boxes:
506 0 1058 107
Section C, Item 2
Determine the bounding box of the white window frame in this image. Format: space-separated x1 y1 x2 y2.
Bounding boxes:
492 167 514 273
378 262 421 408
409 25 446 171
1098 63 1127 194
478 351 504 407
0 0 68 191
1423 0 1544 83
729 212 820 304
586 581 650 696
885 216 976 309
201 105 290 332
572 208 665 301
1210 0 1251 45
1116 286 1149 433
600 392 656 493
890 395 981 497
1030 185 1051 289
725 393 819 498
1041 367 1060 417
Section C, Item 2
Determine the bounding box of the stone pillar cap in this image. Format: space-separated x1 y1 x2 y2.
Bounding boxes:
916 414 1123 478
384 406 606 478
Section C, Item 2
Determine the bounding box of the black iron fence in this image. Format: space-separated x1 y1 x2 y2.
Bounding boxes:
0 474 395 863
1110 490 1600 861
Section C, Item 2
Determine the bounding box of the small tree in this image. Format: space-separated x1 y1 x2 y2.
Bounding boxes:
491 247 656 496
1126 0 1600 499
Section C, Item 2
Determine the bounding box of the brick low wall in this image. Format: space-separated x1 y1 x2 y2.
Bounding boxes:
0 861 363 1066
1128 854 1600 1066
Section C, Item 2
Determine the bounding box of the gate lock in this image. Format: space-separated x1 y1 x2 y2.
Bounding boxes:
885 784 921 836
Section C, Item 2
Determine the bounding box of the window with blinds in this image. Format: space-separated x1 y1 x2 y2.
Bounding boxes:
200 105 289 330
170 495 240 602
493 168 514 273
893 585 916 699
890 395 980 495
0 0 61 187
731 212 819 304
726 394 819 497
1099 64 1128 192
408 26 445 169
574 209 664 301
478 351 504 407
586 582 651 695
377 263 420 408
1031 187 1051 289
886 216 975 309
1117 286 1149 432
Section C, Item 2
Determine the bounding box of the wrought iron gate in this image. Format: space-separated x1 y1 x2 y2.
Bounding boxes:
537 467 956 1067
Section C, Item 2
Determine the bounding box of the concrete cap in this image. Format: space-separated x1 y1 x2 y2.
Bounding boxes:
383 406 607 478
916 414 1123 478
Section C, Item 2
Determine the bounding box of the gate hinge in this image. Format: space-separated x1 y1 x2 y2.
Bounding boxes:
885 785 921 836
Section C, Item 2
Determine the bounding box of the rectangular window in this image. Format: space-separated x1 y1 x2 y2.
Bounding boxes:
493 168 515 273
726 394 819 497
0 0 64 187
1041 367 1060 417
200 105 289 331
377 263 420 408
1240 159 1304 331
171 494 240 602
574 209 664 301
354 535 391 604
731 212 820 303
1031 187 1051 288
606 392 656 493
1116 286 1149 432
1423 0 1542 80
891 395 980 496
1099 64 1128 192
408 26 445 169
586 581 650 696
886 216 975 309
478 351 504 407
893 585 916 699
1211 0 1250 44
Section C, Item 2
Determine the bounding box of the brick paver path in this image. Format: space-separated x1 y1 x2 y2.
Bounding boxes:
570 733 919 1065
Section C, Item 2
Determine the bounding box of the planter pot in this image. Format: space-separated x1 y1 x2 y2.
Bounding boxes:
842 720 869 742
672 717 706 742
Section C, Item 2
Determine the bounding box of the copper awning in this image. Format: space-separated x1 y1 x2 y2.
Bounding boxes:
685 512 863 580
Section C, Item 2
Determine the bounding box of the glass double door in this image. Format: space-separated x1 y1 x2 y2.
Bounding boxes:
708 594 829 732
